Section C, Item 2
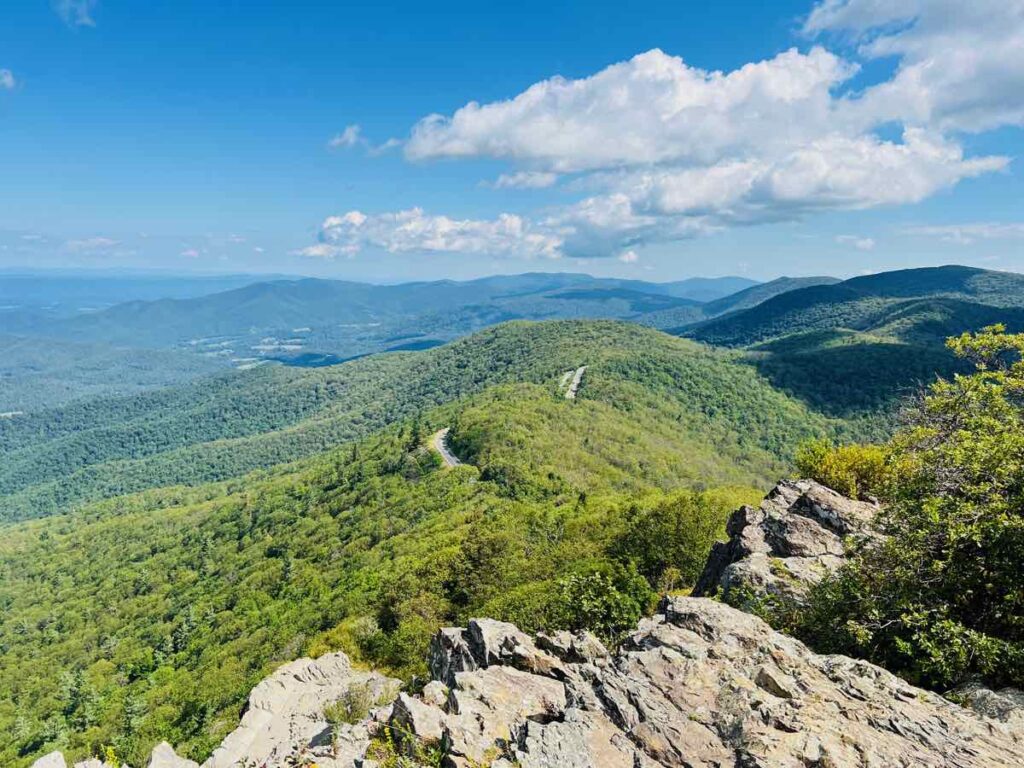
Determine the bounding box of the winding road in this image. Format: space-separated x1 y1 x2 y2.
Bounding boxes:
565 365 587 399
429 427 462 467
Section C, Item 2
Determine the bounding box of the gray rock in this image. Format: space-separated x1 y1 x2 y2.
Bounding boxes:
148 742 198 768
536 629 609 667
430 618 565 688
373 597 1024 767
202 651 399 768
429 626 479 686
31 754 67 768
952 682 1024 731
693 479 879 607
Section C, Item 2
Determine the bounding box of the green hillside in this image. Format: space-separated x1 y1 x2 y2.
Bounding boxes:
0 335 228 413
696 275 839 319
689 266 1024 347
682 266 1024 437
0 334 796 765
0 320 833 522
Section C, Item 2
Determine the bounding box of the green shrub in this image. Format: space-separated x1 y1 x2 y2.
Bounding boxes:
795 326 1024 690
551 562 655 644
609 488 757 590
794 438 887 499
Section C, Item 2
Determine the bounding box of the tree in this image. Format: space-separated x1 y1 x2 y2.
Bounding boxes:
797 326 1024 689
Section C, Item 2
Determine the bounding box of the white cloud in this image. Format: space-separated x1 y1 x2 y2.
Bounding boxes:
303 3 1021 260
328 125 363 149
904 222 1024 245
54 0 97 27
836 234 876 251
407 47 856 172
805 0 1024 132
292 243 356 260
180 248 200 258
618 250 639 263
493 171 558 189
317 208 562 259
64 236 119 253
0 70 14 91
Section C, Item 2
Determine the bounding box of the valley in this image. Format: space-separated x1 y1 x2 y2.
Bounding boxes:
3 265 1024 767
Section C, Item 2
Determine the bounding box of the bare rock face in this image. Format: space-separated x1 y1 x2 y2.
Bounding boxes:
34 598 1024 768
34 483 1024 768
388 598 1024 767
692 479 879 607
147 742 198 768
30 754 67 768
202 651 399 768
952 682 1024 730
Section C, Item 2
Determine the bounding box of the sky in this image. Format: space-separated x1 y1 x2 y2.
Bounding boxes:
1 0 1022 283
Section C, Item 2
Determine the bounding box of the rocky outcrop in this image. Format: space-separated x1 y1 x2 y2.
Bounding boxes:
147 742 198 768
33 483 1024 768
34 598 1024 768
692 479 879 606
33 653 399 768
203 651 399 768
389 598 1024 767
952 682 1024 730
30 755 68 768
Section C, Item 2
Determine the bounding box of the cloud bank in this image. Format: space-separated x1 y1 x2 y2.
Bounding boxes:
312 0 1022 260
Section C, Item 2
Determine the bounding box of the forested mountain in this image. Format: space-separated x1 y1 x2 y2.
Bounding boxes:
682 266 1024 438
0 273 766 412
0 335 228 412
689 266 1024 347
17 272 748 350
0 320 833 522
697 275 840 318
0 271 273 316
0 317 829 766
3 281 1022 766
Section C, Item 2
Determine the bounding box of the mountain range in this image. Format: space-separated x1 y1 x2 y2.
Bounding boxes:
3 263 1024 765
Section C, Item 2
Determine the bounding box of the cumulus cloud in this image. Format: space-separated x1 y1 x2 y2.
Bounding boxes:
0 70 14 91
407 47 857 172
493 171 559 189
904 222 1024 245
303 1 1021 260
54 0 97 27
805 0 1024 132
292 243 357 260
618 250 639 263
836 234 875 251
317 209 562 259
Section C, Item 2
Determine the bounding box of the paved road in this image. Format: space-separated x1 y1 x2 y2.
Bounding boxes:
565 366 587 399
430 427 462 467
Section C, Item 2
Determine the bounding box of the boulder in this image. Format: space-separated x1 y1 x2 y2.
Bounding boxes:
31 754 67 768
378 597 1024 767
148 742 198 768
692 479 879 607
202 651 399 768
429 618 566 686
952 682 1024 731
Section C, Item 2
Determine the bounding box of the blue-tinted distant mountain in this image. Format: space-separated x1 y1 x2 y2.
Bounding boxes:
699 276 840 318
0 334 227 412
0 270 279 317
11 273 754 361
656 275 759 302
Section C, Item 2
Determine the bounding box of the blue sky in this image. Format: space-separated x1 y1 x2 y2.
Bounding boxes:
1 0 1022 282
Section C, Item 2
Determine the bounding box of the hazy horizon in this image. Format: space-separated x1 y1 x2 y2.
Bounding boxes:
2 0 1022 283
